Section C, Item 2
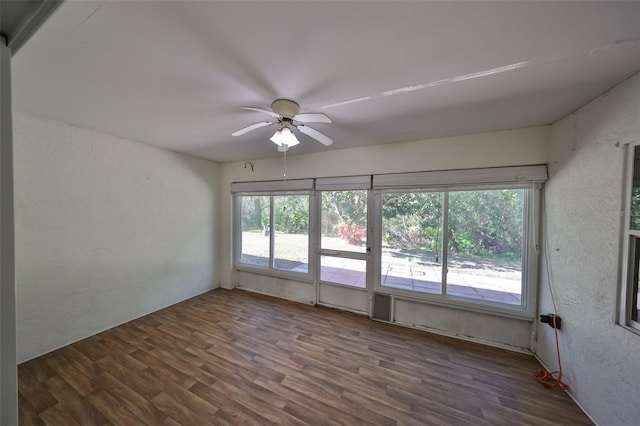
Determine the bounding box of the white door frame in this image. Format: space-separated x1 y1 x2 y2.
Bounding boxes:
315 189 373 314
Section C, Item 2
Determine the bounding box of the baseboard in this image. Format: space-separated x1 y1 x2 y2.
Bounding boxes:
534 354 599 426
18 284 217 364
391 319 534 355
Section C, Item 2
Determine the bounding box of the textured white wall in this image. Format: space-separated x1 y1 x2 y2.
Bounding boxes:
539 73 640 425
219 126 550 350
1 38 18 426
13 113 220 362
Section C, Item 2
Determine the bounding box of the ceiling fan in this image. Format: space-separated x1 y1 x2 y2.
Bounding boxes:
232 99 333 152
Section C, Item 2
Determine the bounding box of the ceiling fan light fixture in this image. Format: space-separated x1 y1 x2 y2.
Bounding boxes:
270 127 299 148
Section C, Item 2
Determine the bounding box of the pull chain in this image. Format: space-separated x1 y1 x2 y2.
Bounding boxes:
283 149 287 177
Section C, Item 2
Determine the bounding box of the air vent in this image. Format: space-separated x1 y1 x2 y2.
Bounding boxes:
372 293 391 322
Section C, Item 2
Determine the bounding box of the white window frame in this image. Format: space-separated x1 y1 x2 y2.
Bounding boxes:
373 183 540 319
618 141 640 334
231 166 546 320
234 190 315 281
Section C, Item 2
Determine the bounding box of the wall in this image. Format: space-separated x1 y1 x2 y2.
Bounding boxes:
1 37 18 426
13 113 220 362
219 126 550 350
237 271 314 305
539 73 640 425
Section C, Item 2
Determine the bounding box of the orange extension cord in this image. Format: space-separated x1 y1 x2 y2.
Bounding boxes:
536 194 568 390
533 315 568 390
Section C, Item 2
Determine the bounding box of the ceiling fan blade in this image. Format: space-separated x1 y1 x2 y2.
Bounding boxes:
232 121 271 136
298 125 333 146
240 106 281 118
293 113 332 124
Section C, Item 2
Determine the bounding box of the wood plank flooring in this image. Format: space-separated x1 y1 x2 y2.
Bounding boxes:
18 288 592 425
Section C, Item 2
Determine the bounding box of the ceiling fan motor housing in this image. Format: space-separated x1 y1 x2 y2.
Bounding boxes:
271 99 300 119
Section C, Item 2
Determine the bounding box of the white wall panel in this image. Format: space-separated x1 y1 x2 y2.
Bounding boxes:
394 298 533 350
237 271 313 305
13 113 220 362
318 284 368 314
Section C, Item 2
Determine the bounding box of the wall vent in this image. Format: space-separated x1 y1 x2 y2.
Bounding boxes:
372 293 391 322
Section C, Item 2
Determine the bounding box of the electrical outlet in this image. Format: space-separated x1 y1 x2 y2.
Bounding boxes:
540 313 562 330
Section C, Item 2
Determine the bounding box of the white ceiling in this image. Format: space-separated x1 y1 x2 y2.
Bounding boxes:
12 1 640 163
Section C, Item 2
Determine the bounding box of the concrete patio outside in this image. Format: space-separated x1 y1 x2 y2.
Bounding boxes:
242 232 522 306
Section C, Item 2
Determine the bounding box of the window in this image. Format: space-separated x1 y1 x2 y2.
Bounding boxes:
237 193 310 275
233 166 545 318
447 189 524 305
321 190 368 253
620 144 640 332
239 195 270 268
628 239 640 325
273 195 309 273
381 191 444 294
380 188 525 306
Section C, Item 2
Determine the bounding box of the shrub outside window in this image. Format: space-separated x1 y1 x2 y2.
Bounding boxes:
380 189 525 306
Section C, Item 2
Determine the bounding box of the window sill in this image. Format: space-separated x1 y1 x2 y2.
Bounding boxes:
236 265 313 283
617 322 640 337
319 280 367 292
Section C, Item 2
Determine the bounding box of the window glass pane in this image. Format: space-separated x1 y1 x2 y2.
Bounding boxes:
381 192 443 294
447 189 524 305
631 146 640 230
320 256 366 288
240 195 270 268
631 238 640 324
626 149 640 329
321 190 368 252
273 195 309 273
635 284 640 324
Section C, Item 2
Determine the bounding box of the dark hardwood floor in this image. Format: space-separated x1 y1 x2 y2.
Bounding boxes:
18 288 592 425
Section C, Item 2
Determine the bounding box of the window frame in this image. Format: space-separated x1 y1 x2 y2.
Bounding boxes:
373 183 539 320
234 190 315 281
232 166 546 320
618 142 640 334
